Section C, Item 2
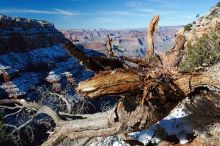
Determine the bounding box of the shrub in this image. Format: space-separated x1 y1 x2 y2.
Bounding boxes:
179 23 220 71
215 22 220 31
184 23 193 31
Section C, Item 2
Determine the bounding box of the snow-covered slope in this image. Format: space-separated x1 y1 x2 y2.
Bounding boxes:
0 15 93 99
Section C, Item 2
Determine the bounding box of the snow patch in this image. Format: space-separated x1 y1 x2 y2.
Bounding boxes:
128 99 193 145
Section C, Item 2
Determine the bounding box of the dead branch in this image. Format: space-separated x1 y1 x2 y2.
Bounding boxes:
63 40 123 73
106 34 114 57
0 99 61 125
147 15 160 56
144 15 162 67
160 27 185 67
122 56 151 68
144 16 186 68
48 92 72 113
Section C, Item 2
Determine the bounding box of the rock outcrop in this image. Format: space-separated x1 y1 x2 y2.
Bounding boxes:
184 5 220 47
0 15 66 54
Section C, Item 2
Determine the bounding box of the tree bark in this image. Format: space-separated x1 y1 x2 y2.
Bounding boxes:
77 66 220 99
77 70 142 98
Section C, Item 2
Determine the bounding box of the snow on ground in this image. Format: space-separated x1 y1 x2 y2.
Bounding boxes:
0 45 68 71
98 98 194 146
132 98 193 145
0 45 94 98
0 64 10 70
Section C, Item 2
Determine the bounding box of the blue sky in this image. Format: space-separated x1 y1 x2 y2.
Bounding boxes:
0 0 219 29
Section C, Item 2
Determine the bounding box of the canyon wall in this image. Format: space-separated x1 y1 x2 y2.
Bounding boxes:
0 15 93 99
61 26 181 58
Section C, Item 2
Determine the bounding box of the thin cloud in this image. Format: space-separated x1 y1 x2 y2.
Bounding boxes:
136 8 155 13
53 9 77 16
126 1 156 13
97 10 133 16
125 0 184 15
0 8 78 16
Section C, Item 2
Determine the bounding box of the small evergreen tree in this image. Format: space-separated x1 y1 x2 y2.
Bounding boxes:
184 23 193 31
179 23 220 71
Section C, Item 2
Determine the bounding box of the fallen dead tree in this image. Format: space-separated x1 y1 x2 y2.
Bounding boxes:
1 67 219 146
0 16 220 146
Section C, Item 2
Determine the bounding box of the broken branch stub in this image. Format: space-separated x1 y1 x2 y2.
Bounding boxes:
160 27 185 67
147 15 160 56
106 34 114 57
145 15 162 67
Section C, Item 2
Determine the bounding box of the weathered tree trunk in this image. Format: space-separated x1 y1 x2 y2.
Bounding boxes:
41 66 220 146
147 15 160 56
1 68 219 146
144 16 186 68
160 28 185 67
145 15 162 67
77 70 142 98
77 65 220 98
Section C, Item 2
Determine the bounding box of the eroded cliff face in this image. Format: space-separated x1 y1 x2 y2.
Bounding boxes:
0 15 93 99
0 15 67 54
61 26 180 58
